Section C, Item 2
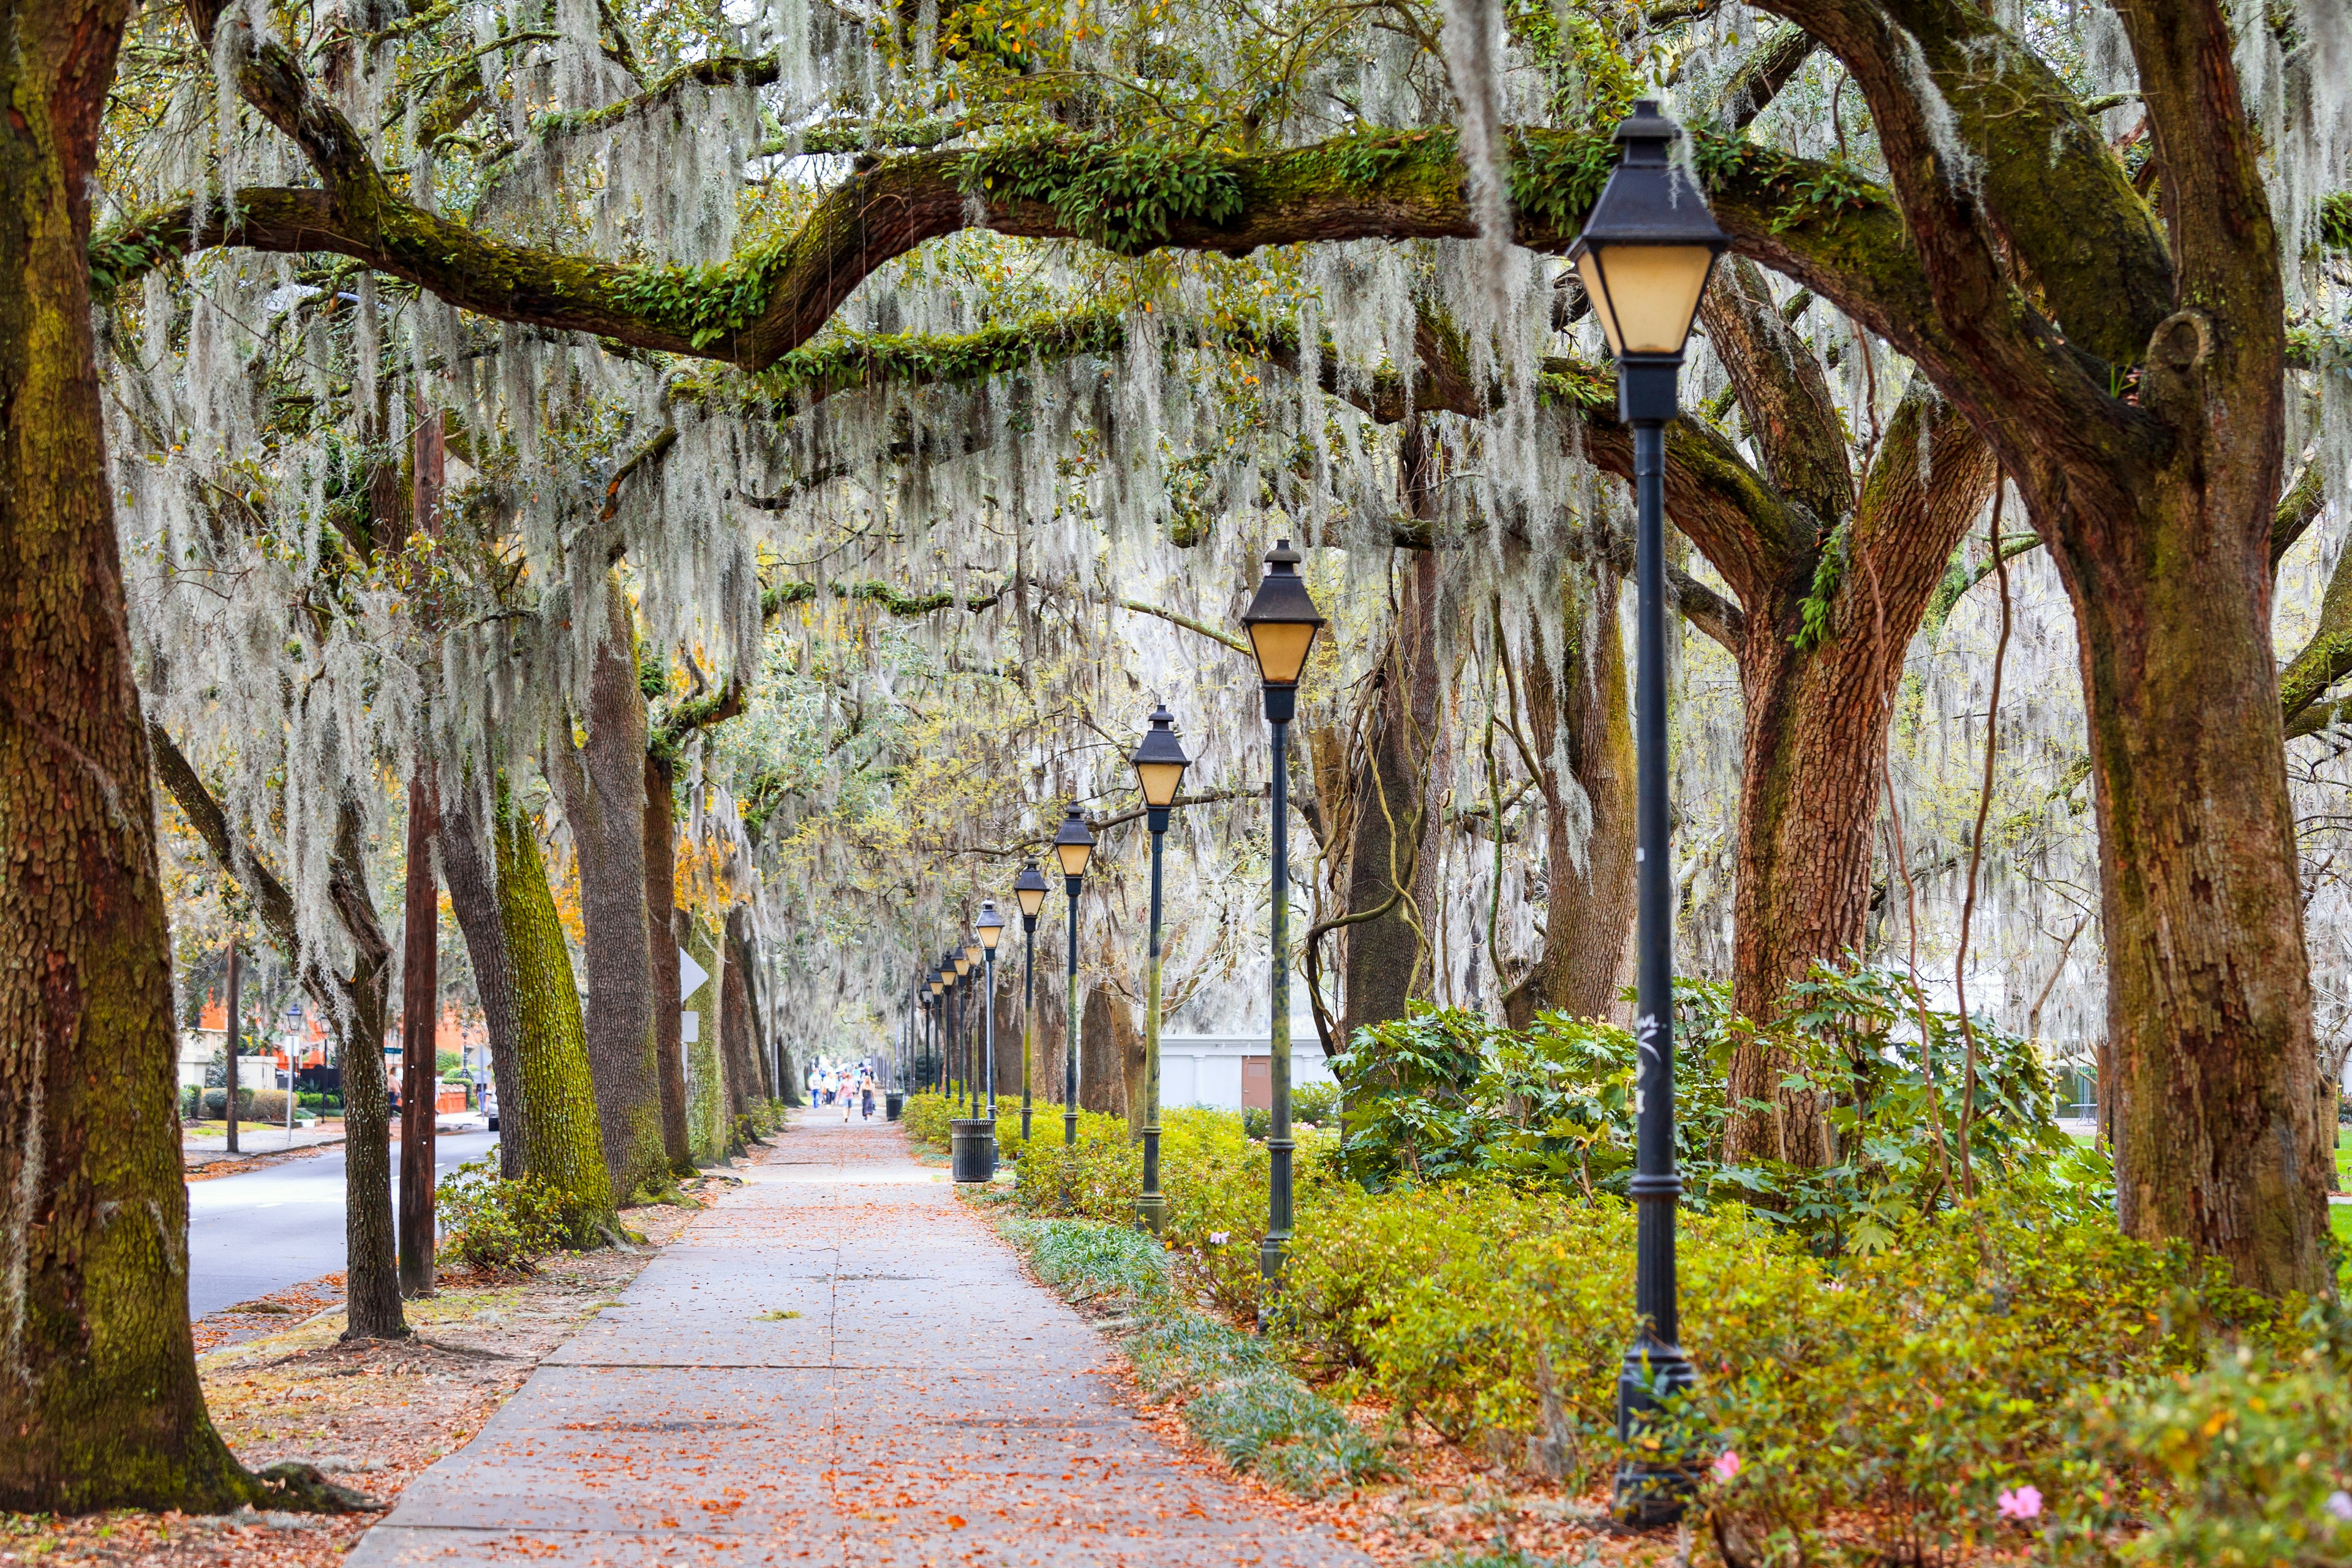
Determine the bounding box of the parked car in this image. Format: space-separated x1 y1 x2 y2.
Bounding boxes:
484 1084 499 1132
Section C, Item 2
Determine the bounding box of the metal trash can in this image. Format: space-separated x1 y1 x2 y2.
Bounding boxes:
950 1118 998 1183
885 1092 904 1122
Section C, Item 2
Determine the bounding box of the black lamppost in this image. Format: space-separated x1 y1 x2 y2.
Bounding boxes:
1054 805 1097 1146
1237 539 1324 1313
928 968 946 1091
949 948 971 1105
955 944 973 1114
1013 862 1050 1142
1129 705 1191 1234
1569 97 1727 1528
976 901 1006 1125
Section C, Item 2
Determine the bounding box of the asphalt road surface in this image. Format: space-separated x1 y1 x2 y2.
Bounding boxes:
186 1131 500 1318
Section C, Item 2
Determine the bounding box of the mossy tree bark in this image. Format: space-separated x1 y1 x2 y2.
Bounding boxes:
546 584 668 1204
491 800 617 1237
1502 559 1638 1026
0 0 256 1506
719 904 762 1132
439 786 529 1181
398 769 439 1297
1079 976 1136 1120
1738 0 2331 1291
1336 518 1447 1046
643 752 695 1174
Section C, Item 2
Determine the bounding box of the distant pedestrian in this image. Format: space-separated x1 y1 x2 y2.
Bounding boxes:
861 1076 875 1121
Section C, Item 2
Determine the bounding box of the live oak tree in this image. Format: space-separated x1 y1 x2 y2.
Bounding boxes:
114 0 2342 1295
13 0 2352 1515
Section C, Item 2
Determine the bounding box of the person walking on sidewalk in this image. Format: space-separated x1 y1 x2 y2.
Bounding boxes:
860 1073 876 1122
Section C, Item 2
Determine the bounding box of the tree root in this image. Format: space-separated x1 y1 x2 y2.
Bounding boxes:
248 1460 380 1513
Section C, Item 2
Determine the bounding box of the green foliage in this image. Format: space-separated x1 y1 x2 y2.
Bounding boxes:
900 1089 959 1152
1000 1215 1169 1310
435 1156 575 1272
1706 965 2083 1254
1291 1080 1339 1127
1273 1175 2311 1555
1792 519 1851 652
956 134 1245 254
999 1218 1389 1496
2070 1345 2352 1566
1331 966 2076 1259
1329 999 1726 1197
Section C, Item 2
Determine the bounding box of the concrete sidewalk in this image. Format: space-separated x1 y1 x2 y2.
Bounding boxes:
347 1110 1371 1567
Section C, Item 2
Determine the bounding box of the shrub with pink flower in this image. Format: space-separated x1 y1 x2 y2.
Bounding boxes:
1711 1450 1742 1485
1997 1485 2042 1521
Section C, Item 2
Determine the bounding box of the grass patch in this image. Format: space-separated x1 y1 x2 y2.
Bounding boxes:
998 1217 1389 1496
1000 1216 1169 1311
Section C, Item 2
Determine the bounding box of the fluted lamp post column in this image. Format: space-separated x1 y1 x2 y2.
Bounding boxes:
949 949 971 1107
929 969 946 1093
960 935 983 1117
955 944 973 1114
1569 96 1727 1529
1237 539 1324 1321
1014 863 1050 1142
1054 806 1097 1147
976 902 1005 1125
1129 705 1191 1235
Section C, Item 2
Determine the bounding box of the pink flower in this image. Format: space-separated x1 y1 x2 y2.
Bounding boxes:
1997 1486 2043 1521
1711 1450 1741 1484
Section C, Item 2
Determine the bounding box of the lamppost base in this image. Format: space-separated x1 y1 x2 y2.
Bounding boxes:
1255 1235 1288 1333
1134 1193 1168 1235
1021 1106 1032 1141
1609 1460 1694 1528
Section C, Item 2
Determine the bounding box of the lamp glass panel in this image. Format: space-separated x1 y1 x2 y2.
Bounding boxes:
1248 620 1319 685
953 954 970 975
1586 244 1712 356
962 942 981 965
1135 760 1186 807
978 922 1002 951
1055 840 1093 878
1016 886 1048 918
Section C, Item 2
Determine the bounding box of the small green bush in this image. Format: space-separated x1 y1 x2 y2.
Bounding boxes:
2062 1344 2352 1566
198 1086 292 1123
1291 1080 1340 1127
435 1156 573 1271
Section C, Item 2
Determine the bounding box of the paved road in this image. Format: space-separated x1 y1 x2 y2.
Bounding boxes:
186 1131 500 1317
348 1111 1373 1567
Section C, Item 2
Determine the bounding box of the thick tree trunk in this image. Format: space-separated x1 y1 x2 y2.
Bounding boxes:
1504 564 1637 1025
719 904 761 1134
0 0 255 1506
439 788 529 1180
1717 394 1995 1170
492 802 617 1237
2060 466 2329 1296
1340 549 1445 1044
398 771 439 1297
643 753 693 1172
1079 978 1135 1119
548 585 666 1203
683 919 726 1161
329 804 406 1342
